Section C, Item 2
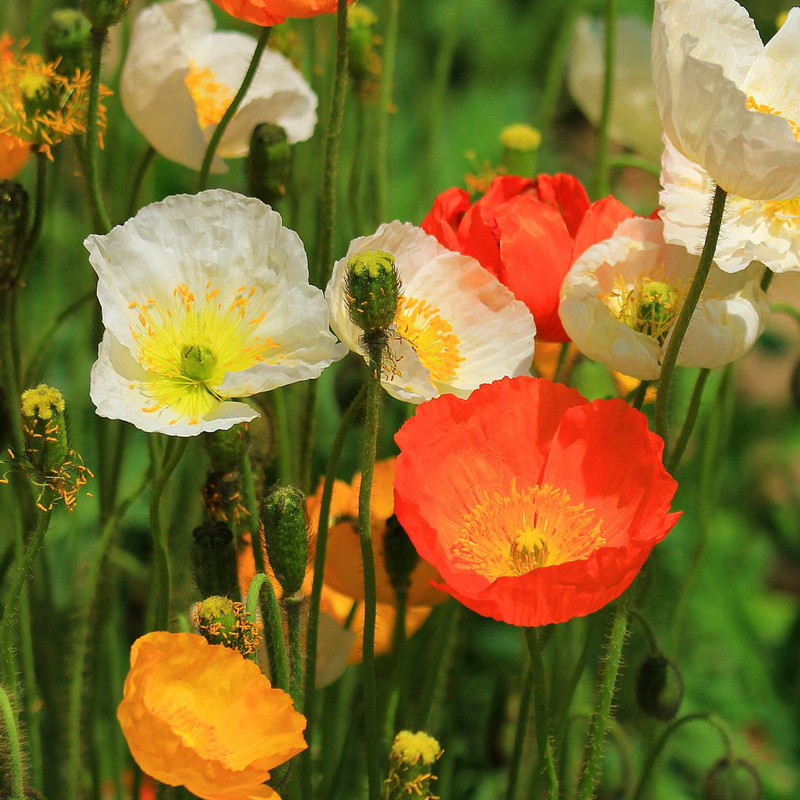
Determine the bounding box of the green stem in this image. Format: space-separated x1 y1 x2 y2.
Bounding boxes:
576 591 632 800
19 149 48 278
506 668 534 800
631 380 650 411
196 27 272 192
246 573 289 693
0 684 25 800
299 382 318 493
285 595 304 707
85 29 111 234
126 144 156 220
374 0 399 224
631 712 733 800
301 383 367 800
654 185 727 460
629 609 659 655
383 585 408 741
553 342 572 384
668 368 711 472
607 154 661 179
525 628 559 800
1 293 23 455
592 0 617 198
149 437 189 632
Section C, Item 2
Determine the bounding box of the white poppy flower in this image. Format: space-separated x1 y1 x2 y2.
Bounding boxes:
660 136 800 274
568 15 663 162
87 190 347 436
325 222 536 404
121 0 317 173
559 218 770 380
652 0 800 200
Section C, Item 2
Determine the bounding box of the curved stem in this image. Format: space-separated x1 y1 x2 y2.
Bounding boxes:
374 0 399 223
525 628 559 800
246 573 289 693
506 667 534 800
85 29 111 234
654 185 727 460
668 368 711 472
149 437 189 632
0 685 25 800
592 0 617 198
301 383 367 800
196 27 272 192
126 145 156 220
383 585 408 741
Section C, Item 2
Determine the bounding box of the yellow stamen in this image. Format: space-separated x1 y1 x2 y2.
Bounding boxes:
746 96 800 141
602 273 682 344
184 61 234 129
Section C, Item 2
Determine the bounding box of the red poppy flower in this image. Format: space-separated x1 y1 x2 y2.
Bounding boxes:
421 174 635 343
210 0 349 26
393 376 680 627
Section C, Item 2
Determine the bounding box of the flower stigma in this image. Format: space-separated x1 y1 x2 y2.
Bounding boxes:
605 274 681 344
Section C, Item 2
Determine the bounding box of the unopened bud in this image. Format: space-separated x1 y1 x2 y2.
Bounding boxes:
384 730 443 800
0 181 29 286
635 654 684 721
703 757 762 800
44 10 92 76
205 423 249 474
80 0 130 30
247 123 292 208
345 250 400 337
383 514 419 594
191 520 239 600
500 124 541 176
261 485 308 595
21 384 68 474
194 596 259 657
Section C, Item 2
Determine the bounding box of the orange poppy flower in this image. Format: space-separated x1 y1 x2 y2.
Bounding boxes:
117 632 306 800
209 0 350 26
0 132 30 179
394 377 680 627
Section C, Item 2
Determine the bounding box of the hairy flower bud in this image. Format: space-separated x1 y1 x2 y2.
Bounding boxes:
191 520 239 600
44 9 92 76
500 123 541 177
0 181 29 287
384 731 443 800
194 596 259 657
21 384 68 474
345 250 400 338
81 0 130 30
205 423 249 474
247 123 293 208
703 757 762 800
261 485 308 595
383 514 419 594
635 654 684 721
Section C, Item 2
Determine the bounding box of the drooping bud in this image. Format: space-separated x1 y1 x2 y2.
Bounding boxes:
703 757 762 800
635 654 684 721
191 520 240 600
384 731 443 800
80 0 130 31
635 281 679 344
500 123 541 177
261 485 308 596
21 384 68 474
383 514 419 594
205 423 249 475
0 181 29 287
44 9 92 76
348 5 381 100
194 596 260 657
345 250 400 339
247 123 293 208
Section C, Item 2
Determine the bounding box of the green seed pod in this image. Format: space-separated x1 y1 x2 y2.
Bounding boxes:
205 423 249 475
21 384 68 474
191 520 240 600
247 123 293 208
500 123 541 177
44 9 92 76
0 181 29 287
383 514 419 594
384 730 443 800
345 250 400 336
261 485 309 596
81 0 130 30
635 654 684 721
703 757 762 800
194 596 260 657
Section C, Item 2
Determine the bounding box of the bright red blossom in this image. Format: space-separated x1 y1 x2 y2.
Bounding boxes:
210 0 350 25
394 377 680 627
421 174 634 342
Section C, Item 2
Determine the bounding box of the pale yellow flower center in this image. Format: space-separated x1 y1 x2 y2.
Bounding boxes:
603 274 682 345
129 282 279 425
394 295 464 383
184 61 234 129
450 482 605 580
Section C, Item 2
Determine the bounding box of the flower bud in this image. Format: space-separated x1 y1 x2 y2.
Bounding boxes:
703 757 762 800
383 514 419 594
246 123 293 208
500 123 541 177
194 596 260 657
0 181 29 287
345 250 400 338
44 9 92 77
21 384 68 474
191 520 239 600
261 485 308 596
205 423 249 474
635 654 684 721
80 0 130 30
384 730 442 800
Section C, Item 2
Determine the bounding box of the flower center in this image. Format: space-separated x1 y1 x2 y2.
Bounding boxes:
603 276 681 345
757 195 800 226
129 281 278 425
394 295 464 383
746 96 800 141
450 481 605 581
184 61 234 129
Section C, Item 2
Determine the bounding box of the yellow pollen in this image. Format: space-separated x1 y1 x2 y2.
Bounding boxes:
602 272 682 345
450 481 605 580
758 195 800 226
21 384 65 419
184 61 234 129
394 295 464 384
746 96 800 141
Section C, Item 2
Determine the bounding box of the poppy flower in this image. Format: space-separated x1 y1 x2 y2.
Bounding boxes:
421 174 634 342
558 217 770 380
393 376 680 627
326 221 535 404
121 0 317 173
652 0 800 200
210 0 350 27
117 631 306 800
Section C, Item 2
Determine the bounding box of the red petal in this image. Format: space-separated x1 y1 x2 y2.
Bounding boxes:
420 187 472 254
532 173 591 239
572 196 636 262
